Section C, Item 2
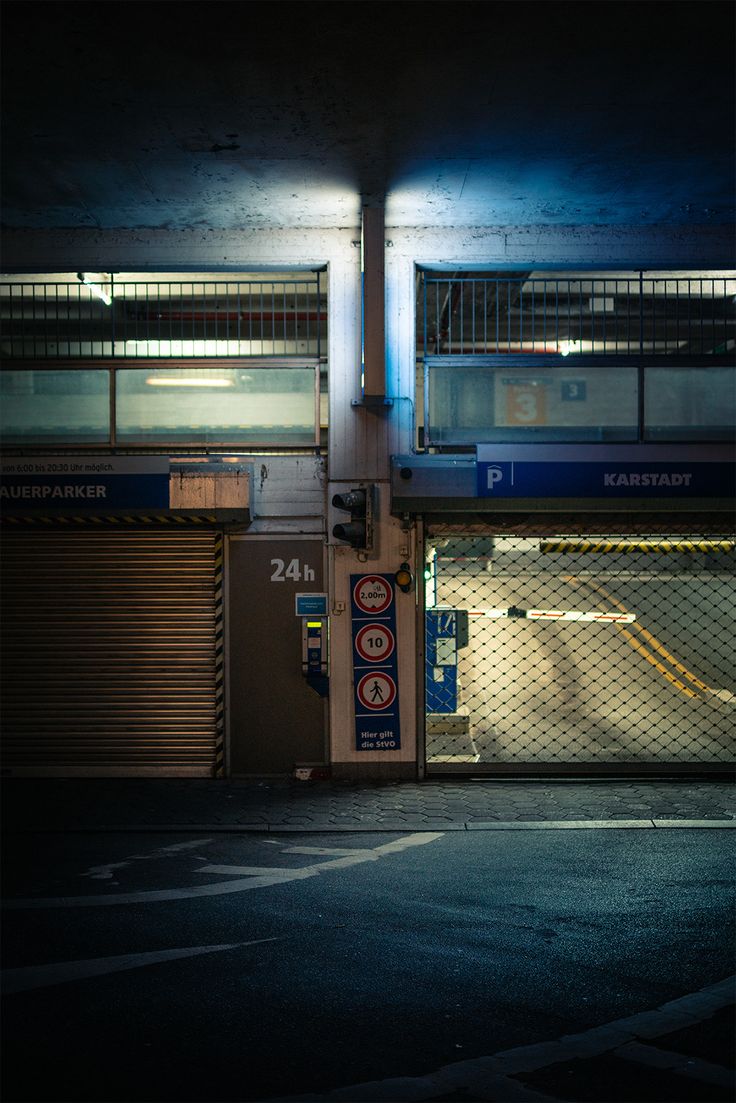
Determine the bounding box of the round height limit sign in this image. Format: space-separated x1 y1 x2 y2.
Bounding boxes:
350 573 401 752
353 575 393 614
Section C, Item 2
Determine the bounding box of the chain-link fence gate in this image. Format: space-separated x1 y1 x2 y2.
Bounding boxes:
424 531 735 772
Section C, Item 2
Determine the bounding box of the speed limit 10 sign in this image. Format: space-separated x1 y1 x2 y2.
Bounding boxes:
354 623 395 663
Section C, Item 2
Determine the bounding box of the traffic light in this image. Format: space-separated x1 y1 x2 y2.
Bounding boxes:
394 562 413 593
332 486 374 549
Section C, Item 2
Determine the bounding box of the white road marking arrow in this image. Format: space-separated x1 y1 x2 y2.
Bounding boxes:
2 939 279 995
3 833 444 909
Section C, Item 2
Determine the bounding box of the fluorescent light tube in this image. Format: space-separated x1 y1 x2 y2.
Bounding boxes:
77 272 112 306
144 377 235 387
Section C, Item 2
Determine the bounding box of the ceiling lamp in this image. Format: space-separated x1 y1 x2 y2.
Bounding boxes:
77 272 112 306
144 376 235 387
559 339 581 357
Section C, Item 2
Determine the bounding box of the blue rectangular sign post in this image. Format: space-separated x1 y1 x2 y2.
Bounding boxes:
476 444 735 499
350 573 400 752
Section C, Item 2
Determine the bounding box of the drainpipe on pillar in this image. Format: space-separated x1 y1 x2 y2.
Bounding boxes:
353 204 393 409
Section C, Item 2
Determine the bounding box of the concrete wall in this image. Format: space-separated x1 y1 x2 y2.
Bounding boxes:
3 222 732 777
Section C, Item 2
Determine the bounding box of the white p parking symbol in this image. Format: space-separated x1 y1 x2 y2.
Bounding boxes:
487 465 504 490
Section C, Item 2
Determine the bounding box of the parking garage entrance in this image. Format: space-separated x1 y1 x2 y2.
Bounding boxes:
424 529 735 774
0 525 221 776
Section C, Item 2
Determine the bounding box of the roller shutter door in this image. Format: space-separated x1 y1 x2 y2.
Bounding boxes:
0 528 219 775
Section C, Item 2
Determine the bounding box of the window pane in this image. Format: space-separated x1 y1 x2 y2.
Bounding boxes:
427 364 638 443
115 366 316 444
0 370 110 444
644 366 736 441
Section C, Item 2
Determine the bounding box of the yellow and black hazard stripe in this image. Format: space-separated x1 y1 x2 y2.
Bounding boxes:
214 531 225 779
0 513 219 525
541 539 735 554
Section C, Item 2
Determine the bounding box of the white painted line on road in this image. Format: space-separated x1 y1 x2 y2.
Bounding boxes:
280 846 377 857
195 864 309 877
82 860 131 881
156 839 216 852
373 832 445 853
270 975 736 1102
3 832 445 909
80 837 214 880
438 974 736 1078
614 1041 734 1088
2 939 279 995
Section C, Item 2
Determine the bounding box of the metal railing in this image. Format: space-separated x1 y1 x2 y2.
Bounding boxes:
0 276 325 359
422 274 736 356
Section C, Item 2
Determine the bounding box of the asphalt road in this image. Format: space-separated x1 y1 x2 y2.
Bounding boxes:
2 827 734 1102
431 566 734 765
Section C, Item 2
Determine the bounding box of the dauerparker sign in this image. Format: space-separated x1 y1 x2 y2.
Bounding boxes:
0 457 170 510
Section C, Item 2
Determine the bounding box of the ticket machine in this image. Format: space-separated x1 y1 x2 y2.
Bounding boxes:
425 606 469 714
296 593 330 698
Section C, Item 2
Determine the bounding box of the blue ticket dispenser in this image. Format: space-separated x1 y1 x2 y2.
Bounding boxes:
301 617 329 697
296 594 330 698
426 607 469 713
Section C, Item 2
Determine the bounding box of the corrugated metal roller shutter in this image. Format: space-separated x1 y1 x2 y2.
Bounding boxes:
0 528 219 775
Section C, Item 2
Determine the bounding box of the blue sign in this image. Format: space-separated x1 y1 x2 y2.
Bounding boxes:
0 457 170 511
561 380 586 401
295 593 328 616
350 573 400 752
477 444 735 499
426 609 460 714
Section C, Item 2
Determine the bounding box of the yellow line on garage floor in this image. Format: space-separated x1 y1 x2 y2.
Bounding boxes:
566 576 724 701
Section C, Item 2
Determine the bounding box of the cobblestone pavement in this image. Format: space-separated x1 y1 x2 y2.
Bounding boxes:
2 777 734 833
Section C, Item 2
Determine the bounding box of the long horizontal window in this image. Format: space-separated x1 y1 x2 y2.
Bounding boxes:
0 369 110 444
425 359 735 445
644 365 736 442
0 362 320 447
421 270 735 447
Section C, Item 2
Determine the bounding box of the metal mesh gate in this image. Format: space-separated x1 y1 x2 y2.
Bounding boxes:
425 532 735 772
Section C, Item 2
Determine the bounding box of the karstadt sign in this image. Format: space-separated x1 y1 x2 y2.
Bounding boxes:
477 444 735 499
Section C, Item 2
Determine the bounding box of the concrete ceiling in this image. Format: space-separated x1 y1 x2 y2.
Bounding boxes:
1 1 734 232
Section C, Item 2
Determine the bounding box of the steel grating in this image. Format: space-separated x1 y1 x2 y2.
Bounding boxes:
421 273 736 357
0 276 326 358
424 533 736 771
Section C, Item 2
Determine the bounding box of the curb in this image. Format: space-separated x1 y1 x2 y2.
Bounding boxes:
5 819 735 834
265 976 736 1102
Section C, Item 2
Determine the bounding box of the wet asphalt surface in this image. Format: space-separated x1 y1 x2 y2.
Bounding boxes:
2 826 734 1102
